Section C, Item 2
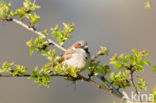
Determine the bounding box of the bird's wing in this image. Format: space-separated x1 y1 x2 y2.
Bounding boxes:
61 50 75 61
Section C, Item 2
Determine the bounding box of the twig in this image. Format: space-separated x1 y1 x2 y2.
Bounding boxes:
12 19 67 52
91 47 106 62
97 74 124 98
0 73 68 78
0 74 30 77
83 78 122 99
129 71 139 95
91 53 103 62
129 71 143 102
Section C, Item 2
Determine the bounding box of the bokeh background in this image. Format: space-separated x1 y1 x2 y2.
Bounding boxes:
0 0 156 103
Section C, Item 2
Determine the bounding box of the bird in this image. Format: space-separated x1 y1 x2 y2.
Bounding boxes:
61 41 91 72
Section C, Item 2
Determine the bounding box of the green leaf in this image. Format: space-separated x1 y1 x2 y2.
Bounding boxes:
144 1 152 8
26 38 34 47
42 29 48 36
0 2 12 20
23 0 40 11
88 61 100 73
99 65 111 75
109 71 130 89
51 23 74 45
123 56 129 65
137 77 147 90
100 46 108 55
151 88 156 102
23 0 32 9
30 47 35 56
132 49 139 57
109 72 115 81
129 55 136 65
136 64 144 71
152 66 156 74
30 13 40 24
142 59 151 66
119 53 124 61
142 49 150 57
1 61 14 72
13 64 28 76
29 65 51 88
64 66 79 78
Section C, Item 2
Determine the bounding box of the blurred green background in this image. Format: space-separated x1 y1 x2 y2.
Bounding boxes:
0 0 156 103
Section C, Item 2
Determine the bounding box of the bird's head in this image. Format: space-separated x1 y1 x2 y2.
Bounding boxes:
72 41 88 52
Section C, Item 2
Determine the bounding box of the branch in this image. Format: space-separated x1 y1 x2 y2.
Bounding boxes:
2 17 125 101
91 51 105 62
7 18 107 62
0 73 124 100
91 54 101 62
0 74 67 77
129 71 144 102
129 71 139 95
4 18 124 99
97 74 124 98
11 19 67 52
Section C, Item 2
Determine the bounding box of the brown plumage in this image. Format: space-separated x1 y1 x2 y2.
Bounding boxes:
59 41 90 65
61 50 75 61
61 42 82 61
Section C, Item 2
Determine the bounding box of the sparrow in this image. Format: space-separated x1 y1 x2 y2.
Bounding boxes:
61 41 91 72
